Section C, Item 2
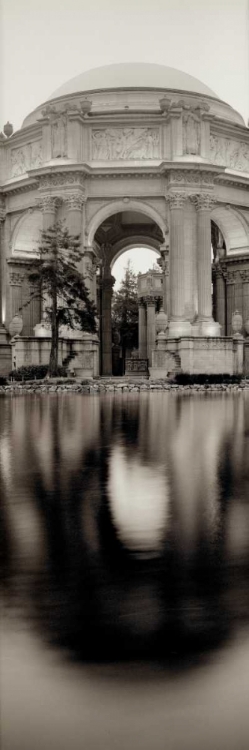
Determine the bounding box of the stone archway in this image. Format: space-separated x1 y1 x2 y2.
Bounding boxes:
91 208 165 375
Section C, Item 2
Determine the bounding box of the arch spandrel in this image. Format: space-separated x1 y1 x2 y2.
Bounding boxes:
211 206 249 255
86 200 168 247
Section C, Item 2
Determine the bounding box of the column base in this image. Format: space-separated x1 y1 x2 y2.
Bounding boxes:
0 326 8 342
168 320 192 338
196 319 221 337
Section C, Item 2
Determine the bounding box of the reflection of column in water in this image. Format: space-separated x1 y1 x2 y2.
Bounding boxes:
168 396 235 553
108 445 169 554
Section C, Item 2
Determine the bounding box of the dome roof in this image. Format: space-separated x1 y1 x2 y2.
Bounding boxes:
49 62 218 100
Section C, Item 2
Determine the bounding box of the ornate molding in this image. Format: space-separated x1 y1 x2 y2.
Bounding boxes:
38 171 86 189
165 192 187 209
168 169 218 186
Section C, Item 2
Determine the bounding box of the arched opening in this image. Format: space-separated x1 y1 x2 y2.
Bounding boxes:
93 209 165 376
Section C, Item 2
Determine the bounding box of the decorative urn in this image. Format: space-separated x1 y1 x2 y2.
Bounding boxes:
3 121 13 138
155 308 168 335
232 310 243 337
80 99 92 116
8 315 23 338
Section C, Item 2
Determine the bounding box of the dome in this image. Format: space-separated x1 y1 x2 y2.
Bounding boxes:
49 63 218 100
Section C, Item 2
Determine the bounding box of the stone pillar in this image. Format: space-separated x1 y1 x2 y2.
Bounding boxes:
214 265 226 336
82 249 97 303
101 272 115 376
41 194 57 231
167 192 192 337
241 271 249 330
158 244 169 316
226 280 235 336
145 297 156 366
193 193 220 336
40 195 58 322
0 203 6 333
65 192 84 241
138 301 147 358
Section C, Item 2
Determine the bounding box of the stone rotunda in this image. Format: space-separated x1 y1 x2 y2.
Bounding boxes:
1 62 249 377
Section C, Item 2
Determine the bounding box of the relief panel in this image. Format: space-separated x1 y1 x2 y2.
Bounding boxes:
210 135 249 173
11 141 43 177
91 127 160 160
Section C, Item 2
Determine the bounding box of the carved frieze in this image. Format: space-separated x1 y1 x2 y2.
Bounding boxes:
91 128 160 160
11 141 42 177
169 169 217 185
210 135 249 173
38 172 86 189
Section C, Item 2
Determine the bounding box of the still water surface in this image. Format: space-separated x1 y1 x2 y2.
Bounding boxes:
1 392 249 749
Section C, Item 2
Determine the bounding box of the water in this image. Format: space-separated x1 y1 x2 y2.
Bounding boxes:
1 392 249 749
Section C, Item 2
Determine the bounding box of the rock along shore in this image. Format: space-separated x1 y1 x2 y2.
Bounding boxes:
1 379 249 395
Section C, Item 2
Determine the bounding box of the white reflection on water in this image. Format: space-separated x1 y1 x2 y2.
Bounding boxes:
108 444 169 553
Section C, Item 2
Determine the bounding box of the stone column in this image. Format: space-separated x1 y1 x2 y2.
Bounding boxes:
41 194 57 231
65 192 84 241
82 249 97 303
101 272 115 376
145 296 156 366
193 193 220 336
158 244 169 316
40 195 58 322
241 271 249 331
138 301 147 358
214 265 226 336
167 192 192 337
0 204 6 334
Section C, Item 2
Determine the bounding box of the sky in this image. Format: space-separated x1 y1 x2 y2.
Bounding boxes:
1 0 249 283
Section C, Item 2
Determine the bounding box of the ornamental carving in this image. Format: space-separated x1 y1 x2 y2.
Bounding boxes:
210 135 249 173
169 169 216 185
183 111 201 156
38 172 86 188
240 270 249 282
65 192 85 210
166 192 187 209
39 195 58 213
91 128 160 160
11 141 43 177
190 193 217 211
9 271 26 285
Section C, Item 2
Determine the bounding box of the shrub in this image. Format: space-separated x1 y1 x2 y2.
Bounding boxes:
9 364 68 381
173 372 242 386
0 376 7 386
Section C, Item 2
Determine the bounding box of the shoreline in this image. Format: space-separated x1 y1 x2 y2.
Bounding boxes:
1 379 249 395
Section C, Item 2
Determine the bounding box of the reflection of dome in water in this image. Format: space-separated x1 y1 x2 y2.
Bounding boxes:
49 62 218 99
108 445 169 554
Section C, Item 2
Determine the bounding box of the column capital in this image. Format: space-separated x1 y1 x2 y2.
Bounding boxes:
64 192 86 211
144 295 158 306
0 197 6 222
102 275 115 292
190 192 217 211
39 194 58 213
165 192 187 209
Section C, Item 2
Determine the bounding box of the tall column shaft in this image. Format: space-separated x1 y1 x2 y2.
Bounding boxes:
101 274 115 376
167 193 192 337
40 195 57 321
0 206 5 328
192 193 220 336
215 268 226 336
146 298 156 366
138 302 147 358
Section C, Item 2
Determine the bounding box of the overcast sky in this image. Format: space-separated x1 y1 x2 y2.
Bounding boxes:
1 0 249 282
